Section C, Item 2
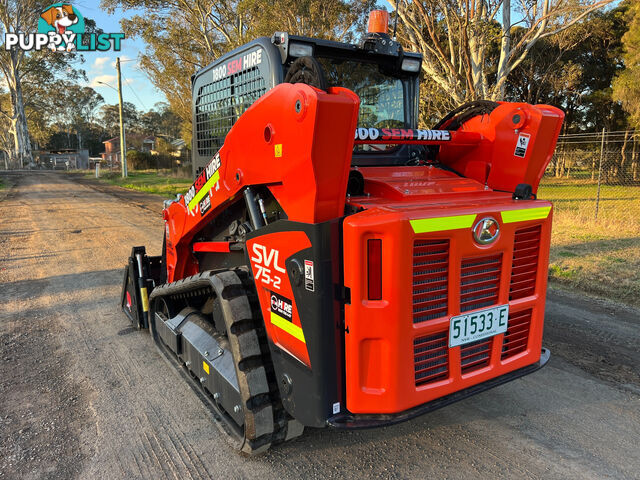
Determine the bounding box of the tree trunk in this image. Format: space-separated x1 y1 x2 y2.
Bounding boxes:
7 51 33 169
495 0 512 101
555 155 565 177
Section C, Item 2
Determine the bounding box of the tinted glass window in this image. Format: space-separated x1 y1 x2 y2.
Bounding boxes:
316 58 405 129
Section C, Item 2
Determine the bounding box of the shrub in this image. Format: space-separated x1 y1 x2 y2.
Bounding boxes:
127 150 154 170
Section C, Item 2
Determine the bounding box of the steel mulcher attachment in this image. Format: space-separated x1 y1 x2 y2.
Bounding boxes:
147 269 303 455
121 258 303 454
120 246 163 329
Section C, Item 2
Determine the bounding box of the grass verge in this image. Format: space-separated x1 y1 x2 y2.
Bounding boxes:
84 169 192 198
539 179 640 307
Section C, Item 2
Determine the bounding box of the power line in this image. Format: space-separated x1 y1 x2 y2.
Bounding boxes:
120 70 148 111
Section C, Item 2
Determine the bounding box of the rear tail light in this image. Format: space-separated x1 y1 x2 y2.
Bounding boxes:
367 239 382 300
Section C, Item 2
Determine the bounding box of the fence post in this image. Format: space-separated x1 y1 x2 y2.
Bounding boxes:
595 128 605 220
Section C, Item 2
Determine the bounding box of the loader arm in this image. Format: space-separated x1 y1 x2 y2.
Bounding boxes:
163 84 359 282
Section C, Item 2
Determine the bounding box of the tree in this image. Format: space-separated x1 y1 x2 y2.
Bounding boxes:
0 0 46 167
391 0 615 116
0 1 93 167
506 4 628 132
613 0 640 128
102 0 376 146
613 0 640 180
100 102 139 136
45 84 104 149
139 110 162 136
139 102 182 137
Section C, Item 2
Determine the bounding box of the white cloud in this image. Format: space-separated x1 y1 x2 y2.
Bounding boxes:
89 74 116 88
93 56 111 69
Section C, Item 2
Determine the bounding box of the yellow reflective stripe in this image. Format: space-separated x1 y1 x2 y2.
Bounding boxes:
202 361 210 375
501 206 551 223
187 171 220 211
410 214 476 234
140 287 149 312
270 312 306 343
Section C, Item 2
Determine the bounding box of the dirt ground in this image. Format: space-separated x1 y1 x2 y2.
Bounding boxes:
1 171 639 480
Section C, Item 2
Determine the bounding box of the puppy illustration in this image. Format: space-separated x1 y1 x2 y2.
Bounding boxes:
40 4 78 51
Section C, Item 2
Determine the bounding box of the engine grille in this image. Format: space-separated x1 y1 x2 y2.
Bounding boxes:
413 240 449 323
460 254 502 312
460 338 492 374
411 225 540 387
501 309 532 359
414 331 449 386
509 225 541 300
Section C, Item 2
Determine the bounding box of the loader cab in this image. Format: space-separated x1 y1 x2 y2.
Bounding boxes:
191 29 421 178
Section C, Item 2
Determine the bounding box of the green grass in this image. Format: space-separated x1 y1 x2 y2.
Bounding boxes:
539 178 640 306
0 178 4 190
537 178 640 305
86 170 193 198
538 179 640 227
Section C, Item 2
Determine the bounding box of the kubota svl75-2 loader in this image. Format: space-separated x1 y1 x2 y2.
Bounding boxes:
121 12 563 455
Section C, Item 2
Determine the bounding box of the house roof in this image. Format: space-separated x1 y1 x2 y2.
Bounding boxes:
103 135 157 144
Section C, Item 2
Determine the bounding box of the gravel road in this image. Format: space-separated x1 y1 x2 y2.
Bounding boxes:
1 171 639 480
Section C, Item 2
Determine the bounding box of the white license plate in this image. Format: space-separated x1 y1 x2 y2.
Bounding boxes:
449 304 509 348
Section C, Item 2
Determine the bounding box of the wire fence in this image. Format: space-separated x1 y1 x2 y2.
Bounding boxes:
538 130 640 229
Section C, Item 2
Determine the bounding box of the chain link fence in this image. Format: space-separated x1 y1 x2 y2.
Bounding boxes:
538 130 640 229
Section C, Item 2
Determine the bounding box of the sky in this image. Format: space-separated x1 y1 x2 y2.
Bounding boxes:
73 2 397 114
72 1 167 112
71 1 398 114
69 0 618 114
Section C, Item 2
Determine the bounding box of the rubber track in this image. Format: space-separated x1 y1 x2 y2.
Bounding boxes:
149 268 302 455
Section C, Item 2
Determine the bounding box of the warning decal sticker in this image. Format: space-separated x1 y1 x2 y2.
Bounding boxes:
304 260 314 292
514 133 531 158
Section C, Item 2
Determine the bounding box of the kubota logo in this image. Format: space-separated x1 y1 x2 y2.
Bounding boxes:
472 217 500 245
4 3 124 52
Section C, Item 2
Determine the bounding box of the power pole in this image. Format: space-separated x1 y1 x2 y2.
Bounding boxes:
116 57 127 177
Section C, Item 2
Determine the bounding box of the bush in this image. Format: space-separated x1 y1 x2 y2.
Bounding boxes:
127 150 154 170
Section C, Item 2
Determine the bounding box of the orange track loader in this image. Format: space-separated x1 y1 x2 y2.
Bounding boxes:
121 15 563 454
